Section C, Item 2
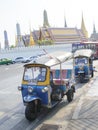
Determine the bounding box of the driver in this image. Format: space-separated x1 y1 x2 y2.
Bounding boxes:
37 68 45 81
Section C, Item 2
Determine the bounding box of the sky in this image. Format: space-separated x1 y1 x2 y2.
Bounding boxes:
0 0 98 48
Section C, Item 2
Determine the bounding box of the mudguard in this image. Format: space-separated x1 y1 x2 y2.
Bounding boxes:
24 95 41 103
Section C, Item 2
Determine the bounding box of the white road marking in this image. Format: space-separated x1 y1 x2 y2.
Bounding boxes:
86 84 98 97
3 64 23 71
72 97 84 119
86 77 98 97
0 112 4 117
0 91 20 95
5 67 9 70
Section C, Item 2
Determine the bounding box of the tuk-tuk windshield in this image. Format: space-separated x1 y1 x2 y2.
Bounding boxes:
24 67 47 82
75 57 88 65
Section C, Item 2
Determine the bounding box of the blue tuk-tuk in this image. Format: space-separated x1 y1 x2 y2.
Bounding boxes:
73 49 93 83
18 51 75 121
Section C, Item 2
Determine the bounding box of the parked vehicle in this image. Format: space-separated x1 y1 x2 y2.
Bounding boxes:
0 58 14 65
18 51 75 121
14 57 30 63
28 55 38 62
74 49 93 83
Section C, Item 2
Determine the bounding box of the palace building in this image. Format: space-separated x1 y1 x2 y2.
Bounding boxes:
22 10 88 46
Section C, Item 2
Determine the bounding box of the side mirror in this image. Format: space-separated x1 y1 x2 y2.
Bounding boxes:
18 86 22 91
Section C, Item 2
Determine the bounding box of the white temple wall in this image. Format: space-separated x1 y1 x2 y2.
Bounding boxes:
0 44 72 60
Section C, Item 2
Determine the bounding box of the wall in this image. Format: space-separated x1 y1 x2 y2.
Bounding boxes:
0 44 72 60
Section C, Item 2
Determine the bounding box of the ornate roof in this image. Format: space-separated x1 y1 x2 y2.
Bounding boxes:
22 27 88 46
21 11 88 46
32 27 88 44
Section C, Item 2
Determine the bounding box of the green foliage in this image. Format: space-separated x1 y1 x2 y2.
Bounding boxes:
10 45 15 48
37 39 54 45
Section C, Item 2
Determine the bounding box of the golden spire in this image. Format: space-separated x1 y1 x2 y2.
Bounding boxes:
15 34 18 47
81 13 88 38
29 27 35 46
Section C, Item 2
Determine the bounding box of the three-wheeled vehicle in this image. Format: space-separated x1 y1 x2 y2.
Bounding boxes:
73 49 93 83
18 51 75 121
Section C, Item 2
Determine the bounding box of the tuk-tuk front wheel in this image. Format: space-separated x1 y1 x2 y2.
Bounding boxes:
79 75 84 83
25 103 37 121
67 89 74 102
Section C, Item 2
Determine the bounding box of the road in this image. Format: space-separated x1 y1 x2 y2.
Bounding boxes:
0 61 98 130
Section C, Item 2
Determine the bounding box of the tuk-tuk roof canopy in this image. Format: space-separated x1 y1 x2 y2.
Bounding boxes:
74 49 93 58
37 51 72 67
24 63 49 68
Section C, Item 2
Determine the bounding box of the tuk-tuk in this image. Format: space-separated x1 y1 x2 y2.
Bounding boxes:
73 49 93 83
18 51 75 121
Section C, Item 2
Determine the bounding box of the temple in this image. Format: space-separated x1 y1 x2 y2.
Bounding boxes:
22 10 88 46
29 28 35 46
90 23 98 41
43 10 50 28
4 30 9 49
16 23 24 47
81 13 88 39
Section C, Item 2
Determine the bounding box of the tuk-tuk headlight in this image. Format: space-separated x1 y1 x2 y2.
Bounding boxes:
42 87 48 93
28 86 34 93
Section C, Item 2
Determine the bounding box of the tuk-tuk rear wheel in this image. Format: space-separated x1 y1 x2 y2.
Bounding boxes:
67 89 74 102
25 104 37 121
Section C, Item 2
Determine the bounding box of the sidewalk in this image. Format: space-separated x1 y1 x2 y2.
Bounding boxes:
67 74 98 130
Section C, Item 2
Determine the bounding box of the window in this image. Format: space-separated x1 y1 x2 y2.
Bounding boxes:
24 67 47 82
75 58 88 65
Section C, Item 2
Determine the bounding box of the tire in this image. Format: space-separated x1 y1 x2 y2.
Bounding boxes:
71 85 75 93
67 89 74 102
91 71 94 77
25 103 37 121
79 75 84 83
